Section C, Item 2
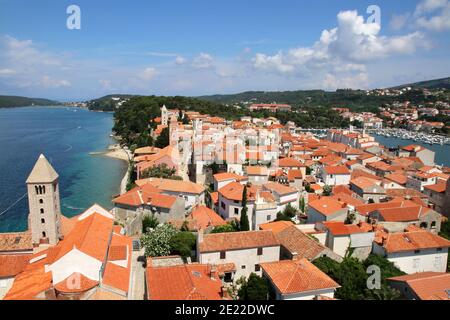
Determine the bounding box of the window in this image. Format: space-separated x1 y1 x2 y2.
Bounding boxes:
35 186 39 195
41 218 45 224
255 264 261 272
431 221 437 229
42 231 46 238
234 208 239 215
437 247 443 252
40 208 44 214
414 250 421 254
257 247 263 256
241 265 246 270
220 251 226 259
221 202 226 210
266 215 271 221
39 199 43 204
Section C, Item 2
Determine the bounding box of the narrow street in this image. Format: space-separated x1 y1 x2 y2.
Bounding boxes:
129 248 146 300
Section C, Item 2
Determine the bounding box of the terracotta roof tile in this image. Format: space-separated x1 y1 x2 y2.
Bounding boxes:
0 254 31 277
0 232 33 253
199 231 280 253
388 272 450 300
261 259 339 295
147 264 224 300
384 231 450 253
308 197 346 216
54 272 99 293
188 206 227 230
275 226 328 260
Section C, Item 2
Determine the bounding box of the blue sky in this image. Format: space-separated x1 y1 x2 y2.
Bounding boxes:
0 0 449 100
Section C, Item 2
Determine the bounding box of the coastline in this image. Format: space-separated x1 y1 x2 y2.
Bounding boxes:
90 144 132 195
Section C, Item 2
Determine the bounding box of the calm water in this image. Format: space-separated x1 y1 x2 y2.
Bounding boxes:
373 134 450 167
0 106 127 232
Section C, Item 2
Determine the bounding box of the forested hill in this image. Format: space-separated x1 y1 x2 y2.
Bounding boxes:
197 77 450 111
0 95 60 108
86 94 138 111
197 89 388 112
390 77 450 90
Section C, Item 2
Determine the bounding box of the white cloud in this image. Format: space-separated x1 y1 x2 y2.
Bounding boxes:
323 72 369 91
139 67 158 81
0 68 16 76
252 10 427 76
192 53 214 69
175 55 187 65
390 13 411 30
414 0 448 15
40 75 71 88
413 0 450 31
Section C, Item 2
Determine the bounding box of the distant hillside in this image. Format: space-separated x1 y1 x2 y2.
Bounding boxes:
197 89 389 112
0 95 60 108
390 77 450 90
87 94 139 111
197 77 450 111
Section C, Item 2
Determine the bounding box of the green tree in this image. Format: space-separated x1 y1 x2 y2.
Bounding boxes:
155 127 170 148
142 214 159 233
275 212 292 222
239 186 250 231
141 163 182 180
299 197 305 213
169 231 196 258
322 185 332 196
313 255 405 300
211 221 239 234
282 204 297 218
141 223 177 257
238 273 269 300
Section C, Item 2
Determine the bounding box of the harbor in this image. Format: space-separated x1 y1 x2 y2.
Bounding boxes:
370 128 450 146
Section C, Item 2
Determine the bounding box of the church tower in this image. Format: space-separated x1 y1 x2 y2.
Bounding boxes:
161 104 169 126
26 154 62 246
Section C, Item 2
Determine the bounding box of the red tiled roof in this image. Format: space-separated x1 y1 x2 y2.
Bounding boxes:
324 165 350 175
275 226 330 260
189 206 227 230
213 172 247 182
259 221 294 234
147 264 224 300
388 272 450 300
308 197 346 216
102 232 132 294
54 272 99 293
279 157 304 167
260 258 340 295
199 231 279 253
0 254 31 277
322 222 365 236
0 231 33 253
263 182 297 196
218 182 257 202
113 183 178 209
424 182 446 193
136 178 205 195
384 231 450 253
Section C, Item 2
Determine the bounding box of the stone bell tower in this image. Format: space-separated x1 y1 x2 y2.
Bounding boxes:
161 104 169 126
26 154 62 246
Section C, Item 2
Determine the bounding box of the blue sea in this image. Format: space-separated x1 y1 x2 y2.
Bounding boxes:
0 106 127 232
